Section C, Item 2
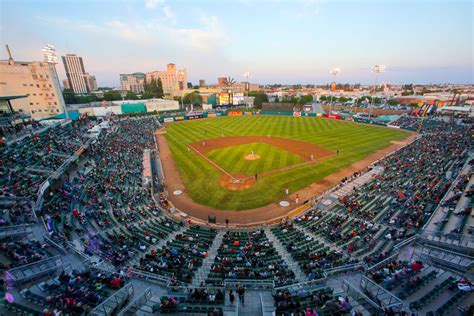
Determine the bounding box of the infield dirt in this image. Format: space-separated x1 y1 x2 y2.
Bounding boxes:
155 130 417 225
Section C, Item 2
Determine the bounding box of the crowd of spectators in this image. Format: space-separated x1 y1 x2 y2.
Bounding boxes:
0 123 90 200
40 270 125 315
207 230 295 286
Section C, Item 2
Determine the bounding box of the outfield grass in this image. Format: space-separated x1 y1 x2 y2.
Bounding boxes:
165 116 410 210
206 142 303 176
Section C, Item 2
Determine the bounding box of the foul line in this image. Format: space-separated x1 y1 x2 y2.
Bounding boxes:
188 143 336 183
188 144 237 180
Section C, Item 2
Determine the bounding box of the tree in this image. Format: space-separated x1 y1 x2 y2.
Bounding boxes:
103 90 121 101
157 78 164 98
183 92 202 105
319 95 327 101
63 89 78 104
144 78 164 98
125 91 139 100
141 92 154 99
401 90 413 96
248 91 268 109
338 96 349 103
298 95 313 105
409 102 419 107
387 99 400 106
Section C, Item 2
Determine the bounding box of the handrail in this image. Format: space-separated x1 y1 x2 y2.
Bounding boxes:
273 275 327 292
359 276 403 309
43 235 67 254
224 279 275 290
89 283 134 316
67 241 91 264
117 287 152 316
0 224 33 239
342 280 380 311
129 268 171 285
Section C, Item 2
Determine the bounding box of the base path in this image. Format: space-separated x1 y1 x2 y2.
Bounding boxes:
155 130 418 225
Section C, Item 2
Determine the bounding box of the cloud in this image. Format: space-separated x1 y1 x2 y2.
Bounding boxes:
145 0 164 9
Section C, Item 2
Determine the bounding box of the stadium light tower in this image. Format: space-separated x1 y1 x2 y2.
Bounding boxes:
368 64 386 120
42 44 69 119
243 71 252 108
329 67 340 114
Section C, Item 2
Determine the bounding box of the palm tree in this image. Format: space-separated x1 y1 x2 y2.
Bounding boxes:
224 77 236 87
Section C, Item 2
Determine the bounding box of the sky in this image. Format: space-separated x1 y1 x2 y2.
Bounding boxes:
0 0 472 87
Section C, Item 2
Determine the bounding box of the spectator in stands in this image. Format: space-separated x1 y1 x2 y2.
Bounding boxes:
457 278 473 292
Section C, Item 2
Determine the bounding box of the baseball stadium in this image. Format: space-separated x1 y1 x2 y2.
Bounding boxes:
1 107 473 316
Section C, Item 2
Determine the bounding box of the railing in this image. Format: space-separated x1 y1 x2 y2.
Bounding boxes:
129 268 171 285
4 255 63 286
0 224 33 239
324 263 366 277
342 280 381 314
273 276 327 292
367 234 418 272
90 283 134 316
224 279 275 290
422 152 472 231
67 241 91 264
359 276 403 310
43 234 68 254
117 288 152 316
417 232 474 256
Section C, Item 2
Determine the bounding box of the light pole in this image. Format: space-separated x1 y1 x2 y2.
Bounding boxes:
42 44 69 119
329 67 340 114
368 64 385 120
243 71 252 108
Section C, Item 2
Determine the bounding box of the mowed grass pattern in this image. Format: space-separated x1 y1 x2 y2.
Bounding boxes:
205 142 304 176
165 116 410 210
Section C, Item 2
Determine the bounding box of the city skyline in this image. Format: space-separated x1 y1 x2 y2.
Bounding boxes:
1 0 472 87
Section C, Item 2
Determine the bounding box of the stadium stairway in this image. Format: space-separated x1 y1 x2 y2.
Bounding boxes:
191 230 226 286
264 227 307 283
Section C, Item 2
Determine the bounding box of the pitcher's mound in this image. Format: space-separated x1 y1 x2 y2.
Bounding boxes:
244 154 260 160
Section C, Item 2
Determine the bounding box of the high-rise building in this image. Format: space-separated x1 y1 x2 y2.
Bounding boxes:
0 46 66 119
86 75 98 91
62 54 92 95
120 73 145 94
146 63 187 97
199 79 206 87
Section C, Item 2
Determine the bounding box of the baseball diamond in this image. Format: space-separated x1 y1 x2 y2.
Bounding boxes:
158 115 412 212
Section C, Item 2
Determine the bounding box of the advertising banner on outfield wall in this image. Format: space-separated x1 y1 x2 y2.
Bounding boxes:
293 111 302 117
317 113 323 117
228 111 243 116
207 113 217 118
174 116 185 121
325 114 341 120
164 117 174 123
187 114 203 120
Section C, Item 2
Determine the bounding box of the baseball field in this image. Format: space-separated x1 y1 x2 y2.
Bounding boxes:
162 115 411 210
